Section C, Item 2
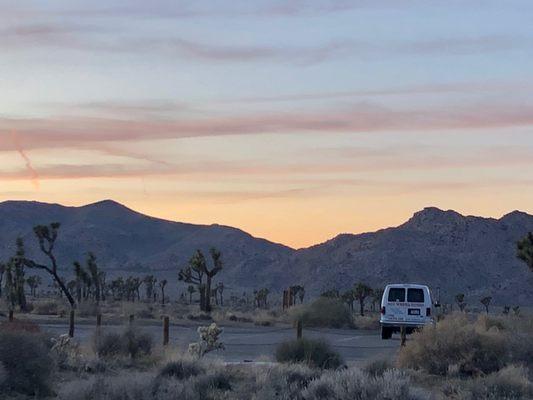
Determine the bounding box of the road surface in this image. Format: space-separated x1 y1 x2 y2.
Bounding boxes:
39 322 400 364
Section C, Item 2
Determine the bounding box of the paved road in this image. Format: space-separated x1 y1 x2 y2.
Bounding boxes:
40 322 400 364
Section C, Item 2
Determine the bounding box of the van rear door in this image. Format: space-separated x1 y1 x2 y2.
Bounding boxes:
405 288 426 323
385 287 407 322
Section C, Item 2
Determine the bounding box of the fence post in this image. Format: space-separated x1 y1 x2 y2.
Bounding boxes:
96 313 102 328
8 309 13 322
129 314 135 325
296 320 303 339
69 309 75 338
163 316 169 346
400 326 406 346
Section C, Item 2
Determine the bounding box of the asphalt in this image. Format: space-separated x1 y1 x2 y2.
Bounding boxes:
40 323 400 364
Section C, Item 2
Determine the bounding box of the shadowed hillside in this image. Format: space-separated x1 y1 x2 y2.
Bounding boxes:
1 200 532 304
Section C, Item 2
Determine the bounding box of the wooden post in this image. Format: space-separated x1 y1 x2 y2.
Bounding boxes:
96 313 102 328
8 310 13 322
163 316 169 346
129 314 134 325
400 326 406 346
296 320 303 339
69 309 75 338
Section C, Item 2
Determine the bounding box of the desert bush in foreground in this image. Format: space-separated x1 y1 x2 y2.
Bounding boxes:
254 364 320 400
32 300 60 315
275 338 342 369
158 358 206 380
398 314 507 376
302 368 427 400
95 327 153 359
294 297 353 328
468 365 532 400
363 357 394 377
0 330 53 396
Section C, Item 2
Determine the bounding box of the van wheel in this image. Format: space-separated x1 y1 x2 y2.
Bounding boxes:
381 327 392 340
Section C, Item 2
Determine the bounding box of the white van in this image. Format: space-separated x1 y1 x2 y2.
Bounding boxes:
380 284 435 339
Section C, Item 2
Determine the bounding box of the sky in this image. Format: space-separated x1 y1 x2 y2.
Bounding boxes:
1 1 533 248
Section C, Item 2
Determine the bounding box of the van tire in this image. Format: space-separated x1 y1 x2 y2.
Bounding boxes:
381 327 392 340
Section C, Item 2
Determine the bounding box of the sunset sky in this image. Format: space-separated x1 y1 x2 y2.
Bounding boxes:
1 1 533 248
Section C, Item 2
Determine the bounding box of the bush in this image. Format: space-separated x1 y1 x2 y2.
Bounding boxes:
94 328 153 359
302 368 427 400
398 314 508 376
254 364 320 400
32 300 60 315
275 338 343 369
77 301 99 317
363 358 394 377
295 298 353 328
467 365 532 400
0 330 53 396
158 359 205 380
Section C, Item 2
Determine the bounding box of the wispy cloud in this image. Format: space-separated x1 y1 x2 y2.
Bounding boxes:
1 20 528 64
1 101 533 152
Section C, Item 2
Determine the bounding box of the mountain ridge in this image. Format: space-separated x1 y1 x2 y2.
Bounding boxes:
0 199 532 304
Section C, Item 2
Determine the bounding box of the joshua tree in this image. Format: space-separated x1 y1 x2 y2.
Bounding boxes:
26 275 42 297
143 275 157 302
86 253 101 304
341 290 355 311
353 283 373 316
179 249 223 312
289 285 305 305
159 279 167 305
517 232 533 271
455 293 467 312
371 288 384 312
254 288 270 308
187 284 196 304
2 239 28 311
22 223 77 336
480 296 492 314
512 305 520 316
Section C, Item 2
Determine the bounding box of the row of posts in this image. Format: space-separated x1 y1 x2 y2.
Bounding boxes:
7 310 306 344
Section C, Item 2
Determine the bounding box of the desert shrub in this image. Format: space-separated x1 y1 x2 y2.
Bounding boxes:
353 315 380 330
302 368 426 400
187 312 213 321
398 314 508 376
0 319 41 333
467 365 532 400
124 328 153 359
94 328 153 359
0 330 53 396
77 301 99 317
295 298 353 328
59 373 154 400
193 371 232 395
363 358 394 377
32 300 60 315
275 338 342 369
254 364 320 400
95 332 124 358
158 358 205 380
136 306 155 319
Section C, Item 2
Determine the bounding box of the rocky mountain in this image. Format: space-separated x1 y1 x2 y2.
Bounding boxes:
275 207 533 305
0 200 532 305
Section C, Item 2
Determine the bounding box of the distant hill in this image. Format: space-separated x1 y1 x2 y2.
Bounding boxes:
0 200 532 305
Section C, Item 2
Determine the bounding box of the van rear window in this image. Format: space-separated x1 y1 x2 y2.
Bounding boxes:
388 288 405 302
407 288 425 303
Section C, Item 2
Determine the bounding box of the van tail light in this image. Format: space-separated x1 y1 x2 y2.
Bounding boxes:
381 306 386 315
426 307 431 317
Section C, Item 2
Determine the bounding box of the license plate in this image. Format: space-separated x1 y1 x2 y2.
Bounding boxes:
408 309 420 315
